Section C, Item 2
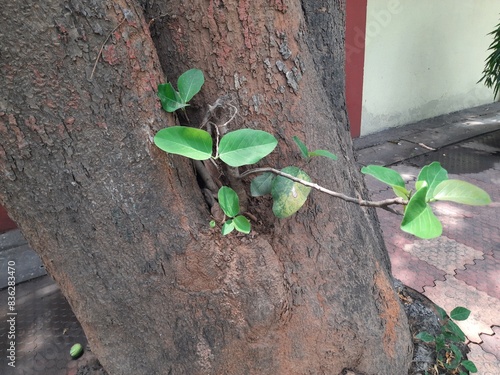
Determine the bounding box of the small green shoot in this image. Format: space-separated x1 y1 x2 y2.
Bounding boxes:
217 187 250 235
293 136 337 161
416 306 477 374
157 69 204 112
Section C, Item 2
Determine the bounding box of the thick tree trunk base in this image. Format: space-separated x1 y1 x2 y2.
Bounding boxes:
74 280 470 375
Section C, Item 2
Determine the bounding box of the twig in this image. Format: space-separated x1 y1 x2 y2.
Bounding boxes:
90 19 126 80
418 143 436 151
240 167 407 208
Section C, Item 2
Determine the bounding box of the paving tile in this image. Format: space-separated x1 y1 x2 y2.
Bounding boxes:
356 140 430 166
468 343 500 375
389 247 446 293
0 276 88 374
456 255 500 300
424 277 500 343
442 220 500 258
0 244 47 288
0 229 27 251
480 326 500 361
402 236 483 275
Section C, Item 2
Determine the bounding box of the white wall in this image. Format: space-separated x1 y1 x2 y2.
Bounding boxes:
361 0 500 136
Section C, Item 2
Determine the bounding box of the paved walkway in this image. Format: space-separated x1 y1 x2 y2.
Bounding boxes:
355 102 500 374
0 102 499 374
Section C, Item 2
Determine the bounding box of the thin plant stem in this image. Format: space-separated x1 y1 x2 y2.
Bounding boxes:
240 167 407 208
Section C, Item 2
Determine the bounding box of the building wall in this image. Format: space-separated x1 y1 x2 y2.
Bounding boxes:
360 0 500 136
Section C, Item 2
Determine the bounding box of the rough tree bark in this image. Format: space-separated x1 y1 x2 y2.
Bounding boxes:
0 1 413 374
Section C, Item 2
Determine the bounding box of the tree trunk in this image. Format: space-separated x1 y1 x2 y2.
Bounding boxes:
0 1 412 374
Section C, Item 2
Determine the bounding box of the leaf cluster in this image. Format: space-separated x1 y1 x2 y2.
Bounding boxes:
217 187 250 235
362 162 491 239
153 69 491 239
158 69 205 112
416 306 477 374
478 19 500 99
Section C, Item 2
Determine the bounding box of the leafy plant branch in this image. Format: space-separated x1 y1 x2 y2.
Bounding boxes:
239 167 407 210
154 69 492 238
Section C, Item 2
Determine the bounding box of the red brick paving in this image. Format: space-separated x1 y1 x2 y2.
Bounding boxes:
456 255 500 300
481 326 500 361
368 158 500 373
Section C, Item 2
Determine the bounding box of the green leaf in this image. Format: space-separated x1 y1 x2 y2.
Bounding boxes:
218 187 240 218
461 360 477 373
400 186 442 239
417 161 448 200
445 319 466 342
158 83 186 112
218 129 278 167
415 332 435 343
361 165 406 189
250 173 275 197
436 305 448 320
446 344 462 369
393 185 410 199
293 136 309 159
450 307 471 321
308 149 338 161
177 69 204 103
443 331 463 343
222 220 235 235
154 126 213 160
433 180 492 205
233 215 251 234
271 167 311 218
209 220 216 228
435 334 446 352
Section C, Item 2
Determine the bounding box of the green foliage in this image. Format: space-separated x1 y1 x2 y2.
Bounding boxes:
432 180 492 206
450 306 471 321
217 187 250 235
154 70 491 240
361 165 409 199
154 127 277 167
362 161 491 239
218 129 278 167
271 167 312 218
417 161 448 200
154 126 213 160
400 186 442 239
479 19 500 98
293 136 337 161
416 306 477 374
250 172 275 197
157 69 204 112
218 186 240 217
